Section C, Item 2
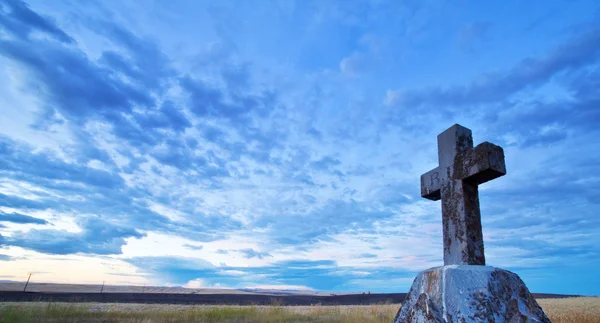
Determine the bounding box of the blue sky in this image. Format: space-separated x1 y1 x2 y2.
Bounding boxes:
0 0 599 295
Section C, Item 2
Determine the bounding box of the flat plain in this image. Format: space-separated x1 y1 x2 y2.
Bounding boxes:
0 282 329 295
0 297 598 323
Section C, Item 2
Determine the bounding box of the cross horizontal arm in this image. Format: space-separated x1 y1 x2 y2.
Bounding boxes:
421 167 441 201
455 142 506 184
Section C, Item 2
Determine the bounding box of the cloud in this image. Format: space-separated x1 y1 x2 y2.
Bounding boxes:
0 0 74 43
136 101 191 133
385 24 600 109
126 256 215 284
358 253 378 258
0 38 153 125
125 256 369 291
458 21 492 52
381 21 600 153
244 284 313 291
0 3 286 176
183 244 204 251
7 217 144 255
0 211 47 224
0 136 125 189
91 19 173 90
149 138 208 171
179 75 276 130
218 270 246 276
238 248 271 259
520 127 567 148
184 278 222 289
127 256 215 271
310 156 342 172
0 8 236 244
0 4 187 153
259 199 396 245
383 89 402 107
0 193 52 210
340 52 368 76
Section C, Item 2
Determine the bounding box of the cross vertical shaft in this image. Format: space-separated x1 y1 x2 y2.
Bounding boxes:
420 124 506 266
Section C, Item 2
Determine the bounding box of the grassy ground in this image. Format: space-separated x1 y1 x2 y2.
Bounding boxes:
0 298 598 322
538 298 600 323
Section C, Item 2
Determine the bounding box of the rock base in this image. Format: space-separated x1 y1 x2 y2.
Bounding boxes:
394 266 550 323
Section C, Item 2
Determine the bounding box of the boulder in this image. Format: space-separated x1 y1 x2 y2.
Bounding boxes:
394 266 550 323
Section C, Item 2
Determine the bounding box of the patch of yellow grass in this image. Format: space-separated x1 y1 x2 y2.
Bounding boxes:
0 297 598 322
0 303 399 323
538 297 600 323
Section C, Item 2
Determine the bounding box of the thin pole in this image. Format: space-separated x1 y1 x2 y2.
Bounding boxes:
101 281 105 293
23 273 32 292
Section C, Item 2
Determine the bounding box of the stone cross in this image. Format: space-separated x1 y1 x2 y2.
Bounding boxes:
421 124 506 266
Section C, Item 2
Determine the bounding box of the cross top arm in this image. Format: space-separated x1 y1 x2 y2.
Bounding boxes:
455 142 506 185
421 168 442 201
420 125 506 201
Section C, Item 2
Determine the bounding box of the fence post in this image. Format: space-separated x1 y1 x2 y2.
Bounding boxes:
101 281 105 293
23 273 32 292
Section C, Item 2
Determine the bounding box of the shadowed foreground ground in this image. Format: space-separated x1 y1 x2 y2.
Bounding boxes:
0 281 577 306
0 291 405 306
0 297 599 323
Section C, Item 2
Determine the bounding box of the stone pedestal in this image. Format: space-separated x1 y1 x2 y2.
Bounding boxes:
394 266 550 323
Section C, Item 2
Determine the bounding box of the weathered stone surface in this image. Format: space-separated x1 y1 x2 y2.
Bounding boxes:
420 124 506 266
394 266 550 323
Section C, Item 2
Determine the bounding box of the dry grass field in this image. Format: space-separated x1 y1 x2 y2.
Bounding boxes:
538 298 600 323
0 298 598 322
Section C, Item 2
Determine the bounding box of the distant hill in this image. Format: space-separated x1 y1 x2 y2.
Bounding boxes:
0 281 334 296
